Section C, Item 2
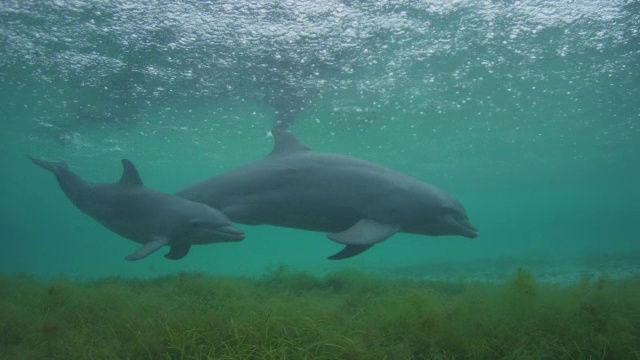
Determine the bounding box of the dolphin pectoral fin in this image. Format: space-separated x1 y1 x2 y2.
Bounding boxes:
125 237 168 261
327 219 399 246
326 220 398 260
328 245 374 260
165 244 191 260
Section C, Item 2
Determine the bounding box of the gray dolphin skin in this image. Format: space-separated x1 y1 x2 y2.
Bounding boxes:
176 129 478 260
28 156 244 261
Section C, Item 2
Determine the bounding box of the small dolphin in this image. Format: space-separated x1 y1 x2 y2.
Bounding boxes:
176 129 478 259
28 156 244 260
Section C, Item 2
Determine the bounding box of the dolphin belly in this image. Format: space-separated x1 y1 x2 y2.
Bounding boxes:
178 154 417 233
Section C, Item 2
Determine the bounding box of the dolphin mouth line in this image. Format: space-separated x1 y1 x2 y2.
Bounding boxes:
212 226 245 241
455 217 479 238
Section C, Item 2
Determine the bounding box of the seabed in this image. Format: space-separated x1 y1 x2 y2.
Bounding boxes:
2 261 639 360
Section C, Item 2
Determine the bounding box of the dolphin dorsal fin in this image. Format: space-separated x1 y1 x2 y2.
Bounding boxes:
268 129 312 157
119 159 143 186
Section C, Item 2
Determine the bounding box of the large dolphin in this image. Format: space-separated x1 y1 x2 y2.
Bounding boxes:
176 130 478 259
28 156 244 260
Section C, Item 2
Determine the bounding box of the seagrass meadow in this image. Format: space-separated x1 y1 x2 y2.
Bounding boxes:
2 267 639 359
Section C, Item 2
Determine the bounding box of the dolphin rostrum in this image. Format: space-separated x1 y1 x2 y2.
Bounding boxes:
176 129 478 259
28 156 244 260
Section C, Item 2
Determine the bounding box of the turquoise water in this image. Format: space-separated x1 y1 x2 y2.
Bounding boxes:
1 1 639 281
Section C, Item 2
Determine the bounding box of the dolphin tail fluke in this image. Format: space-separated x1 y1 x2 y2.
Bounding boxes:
27 155 69 174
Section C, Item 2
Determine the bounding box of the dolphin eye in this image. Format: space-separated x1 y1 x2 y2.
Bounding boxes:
190 220 201 228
